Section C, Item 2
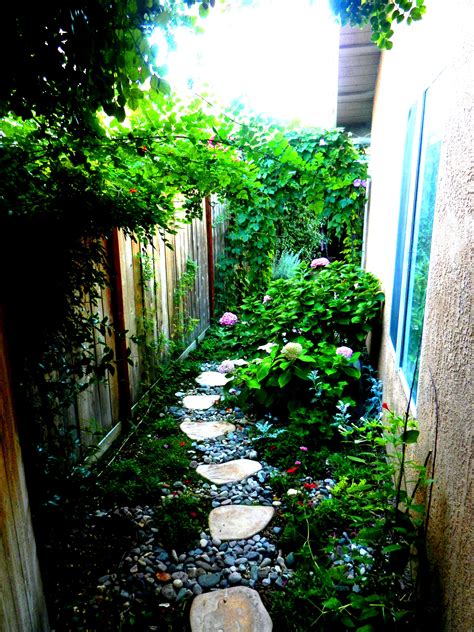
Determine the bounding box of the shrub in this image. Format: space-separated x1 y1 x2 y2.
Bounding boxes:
232 337 360 419
230 261 383 354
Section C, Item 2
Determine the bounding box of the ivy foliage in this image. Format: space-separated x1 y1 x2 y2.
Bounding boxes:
331 0 427 49
216 120 368 307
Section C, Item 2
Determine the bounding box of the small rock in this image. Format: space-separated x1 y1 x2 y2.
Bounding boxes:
176 587 191 602
285 552 295 567
228 572 242 585
156 572 172 583
197 573 222 588
161 584 176 601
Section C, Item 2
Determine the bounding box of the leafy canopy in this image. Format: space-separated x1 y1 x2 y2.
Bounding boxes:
330 0 427 49
0 0 213 130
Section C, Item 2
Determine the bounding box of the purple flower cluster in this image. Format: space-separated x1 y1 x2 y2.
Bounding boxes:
218 359 235 374
353 178 368 188
310 257 330 268
219 312 238 326
262 294 272 304
336 346 354 359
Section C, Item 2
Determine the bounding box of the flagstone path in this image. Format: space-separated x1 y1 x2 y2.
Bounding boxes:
179 367 274 627
190 586 273 632
95 361 329 629
196 459 262 484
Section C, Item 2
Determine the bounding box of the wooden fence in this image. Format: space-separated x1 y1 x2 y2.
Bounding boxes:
0 307 49 631
60 197 226 460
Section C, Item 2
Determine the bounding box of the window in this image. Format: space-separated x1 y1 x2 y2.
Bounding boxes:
390 74 446 401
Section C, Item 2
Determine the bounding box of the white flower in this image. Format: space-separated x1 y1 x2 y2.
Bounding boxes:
232 358 249 366
258 342 278 354
281 342 303 361
287 488 299 496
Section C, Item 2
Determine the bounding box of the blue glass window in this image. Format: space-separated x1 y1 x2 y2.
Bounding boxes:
390 75 446 401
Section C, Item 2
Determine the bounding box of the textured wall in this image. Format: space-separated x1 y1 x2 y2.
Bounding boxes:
365 1 474 629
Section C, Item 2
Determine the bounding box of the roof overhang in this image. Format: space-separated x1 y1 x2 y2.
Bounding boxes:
336 24 381 134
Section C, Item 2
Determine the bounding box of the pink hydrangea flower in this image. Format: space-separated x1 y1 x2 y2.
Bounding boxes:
310 257 330 268
218 360 235 374
300 446 308 452
294 460 301 465
262 294 272 304
336 346 354 359
219 312 238 326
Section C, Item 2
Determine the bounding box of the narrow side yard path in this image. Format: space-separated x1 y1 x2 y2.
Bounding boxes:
92 359 335 630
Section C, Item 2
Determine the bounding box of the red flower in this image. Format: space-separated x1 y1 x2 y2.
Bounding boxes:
179 441 186 447
382 402 390 411
129 188 138 194
287 466 299 474
142 145 147 152
269 445 277 451
304 483 317 490
190 511 198 518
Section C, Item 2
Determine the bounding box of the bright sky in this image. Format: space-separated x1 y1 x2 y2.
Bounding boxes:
150 0 340 127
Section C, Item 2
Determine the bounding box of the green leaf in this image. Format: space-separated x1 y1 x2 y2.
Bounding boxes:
401 429 419 444
246 379 261 390
278 371 292 388
347 455 366 463
382 543 405 554
256 361 272 381
322 597 342 610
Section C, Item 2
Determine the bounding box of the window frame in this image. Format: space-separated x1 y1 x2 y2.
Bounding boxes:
390 74 445 404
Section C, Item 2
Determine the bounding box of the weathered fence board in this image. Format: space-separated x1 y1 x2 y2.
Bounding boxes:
0 308 49 631
60 198 226 457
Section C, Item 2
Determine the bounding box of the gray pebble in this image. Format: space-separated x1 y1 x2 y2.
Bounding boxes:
228 572 242 585
197 573 222 588
161 584 176 601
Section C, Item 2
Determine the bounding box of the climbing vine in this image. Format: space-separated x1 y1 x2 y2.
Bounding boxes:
172 258 199 347
214 117 368 309
330 0 427 49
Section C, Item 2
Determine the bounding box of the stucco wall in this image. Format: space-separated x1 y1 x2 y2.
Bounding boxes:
365 2 473 630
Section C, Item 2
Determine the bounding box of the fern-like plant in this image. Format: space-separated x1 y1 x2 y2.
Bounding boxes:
272 250 301 280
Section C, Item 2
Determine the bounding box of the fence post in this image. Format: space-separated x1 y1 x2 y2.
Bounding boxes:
205 196 215 318
108 229 132 429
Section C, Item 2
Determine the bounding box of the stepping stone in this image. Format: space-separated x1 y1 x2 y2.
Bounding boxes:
182 394 220 410
180 420 236 441
190 586 272 632
197 459 262 485
209 505 274 541
195 371 232 387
